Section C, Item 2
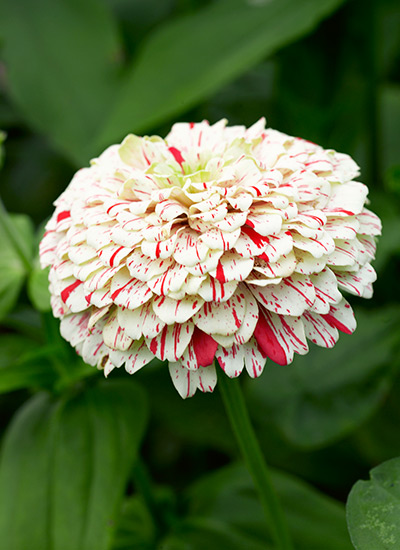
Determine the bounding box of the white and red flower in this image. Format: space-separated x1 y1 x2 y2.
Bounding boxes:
40 119 381 397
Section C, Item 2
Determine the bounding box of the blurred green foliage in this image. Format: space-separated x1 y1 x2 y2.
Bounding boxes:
0 0 399 548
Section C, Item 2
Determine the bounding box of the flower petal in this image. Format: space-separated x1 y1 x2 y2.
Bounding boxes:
148 322 194 361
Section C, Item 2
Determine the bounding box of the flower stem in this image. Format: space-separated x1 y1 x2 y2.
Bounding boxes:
217 367 293 550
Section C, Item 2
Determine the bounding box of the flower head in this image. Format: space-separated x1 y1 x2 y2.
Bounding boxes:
40 119 381 397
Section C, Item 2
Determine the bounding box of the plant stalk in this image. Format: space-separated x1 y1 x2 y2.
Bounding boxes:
217 367 294 550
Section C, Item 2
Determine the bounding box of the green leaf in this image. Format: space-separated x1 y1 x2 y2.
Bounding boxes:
0 0 122 165
0 379 148 550
96 0 345 150
111 496 158 550
163 518 272 550
246 307 400 449
28 264 51 312
382 85 400 173
347 457 400 549
0 211 34 320
172 463 352 550
0 334 58 393
0 130 5 168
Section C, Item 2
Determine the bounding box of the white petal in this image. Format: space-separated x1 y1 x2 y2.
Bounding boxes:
185 249 223 276
125 339 154 374
103 310 133 351
147 322 194 361
39 230 62 267
325 216 360 239
85 265 123 291
155 199 188 221
325 181 368 216
88 305 111 329
358 235 377 263
334 263 376 298
233 227 270 257
254 310 308 365
126 249 175 281
98 243 131 267
243 338 266 378
209 252 254 283
60 312 90 347
111 225 144 247
86 224 115 250
294 249 326 275
358 208 382 236
168 362 217 398
86 287 113 308
292 231 335 259
216 344 245 378
55 260 75 280
197 364 217 393
214 211 248 232
309 268 342 313
110 269 153 308
193 293 246 336
141 229 180 259
173 228 209 266
81 321 109 367
253 252 296 279
168 363 198 399
233 286 259 345
68 244 97 265
260 232 294 263
60 279 88 313
323 298 356 334
199 228 241 251
152 294 204 324
303 312 339 348
197 276 238 302
118 302 165 339
251 273 316 316
245 213 282 236
147 264 188 296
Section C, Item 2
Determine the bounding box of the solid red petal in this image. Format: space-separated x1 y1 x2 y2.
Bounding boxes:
192 327 218 367
254 311 287 366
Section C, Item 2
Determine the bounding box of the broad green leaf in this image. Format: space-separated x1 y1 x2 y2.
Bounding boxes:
246 307 400 449
111 494 165 550
172 463 352 550
0 334 57 393
28 222 52 312
162 518 272 550
28 263 51 312
96 0 345 151
382 85 400 173
0 211 34 320
0 0 122 165
0 379 148 550
347 457 400 549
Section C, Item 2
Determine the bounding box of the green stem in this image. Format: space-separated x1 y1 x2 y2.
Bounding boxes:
217 368 293 550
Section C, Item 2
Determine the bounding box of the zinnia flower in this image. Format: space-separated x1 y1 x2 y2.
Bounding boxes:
40 119 381 398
